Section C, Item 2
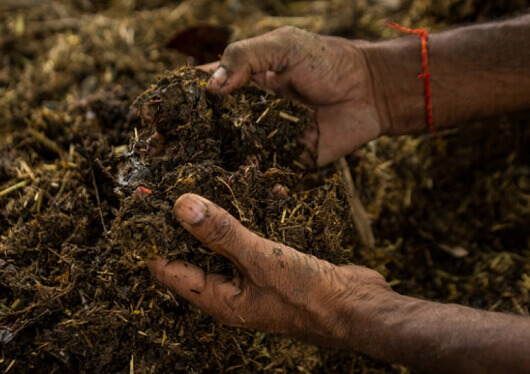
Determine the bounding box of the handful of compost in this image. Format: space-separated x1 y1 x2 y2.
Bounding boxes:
109 67 354 274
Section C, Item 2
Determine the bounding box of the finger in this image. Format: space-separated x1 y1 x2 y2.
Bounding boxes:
148 259 246 325
250 71 305 101
196 61 220 74
172 193 272 276
207 26 308 94
148 259 210 302
250 71 285 94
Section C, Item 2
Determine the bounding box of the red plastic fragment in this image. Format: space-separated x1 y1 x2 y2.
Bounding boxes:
135 186 152 198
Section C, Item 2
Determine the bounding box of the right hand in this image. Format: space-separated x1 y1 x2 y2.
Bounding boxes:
200 26 388 166
149 193 393 349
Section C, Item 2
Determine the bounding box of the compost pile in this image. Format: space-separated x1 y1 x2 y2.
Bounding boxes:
1 63 355 372
1 0 530 373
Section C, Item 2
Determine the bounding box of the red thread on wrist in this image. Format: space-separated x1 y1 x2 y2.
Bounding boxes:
386 21 439 137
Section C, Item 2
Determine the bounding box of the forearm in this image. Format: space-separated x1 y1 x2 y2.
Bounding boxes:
344 292 530 373
363 14 530 135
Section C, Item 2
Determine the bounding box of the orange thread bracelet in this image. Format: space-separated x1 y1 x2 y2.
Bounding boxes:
386 21 439 137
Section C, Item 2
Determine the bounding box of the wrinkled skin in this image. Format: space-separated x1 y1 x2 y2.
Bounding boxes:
149 194 390 347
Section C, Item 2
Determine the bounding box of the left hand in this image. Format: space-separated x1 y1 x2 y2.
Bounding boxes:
198 26 386 166
148 193 392 348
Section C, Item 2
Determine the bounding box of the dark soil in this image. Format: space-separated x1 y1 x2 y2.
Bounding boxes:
1 1 529 373
111 67 349 272
1 63 355 374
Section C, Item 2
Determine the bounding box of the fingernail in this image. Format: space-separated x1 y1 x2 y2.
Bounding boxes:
211 67 227 87
174 194 209 225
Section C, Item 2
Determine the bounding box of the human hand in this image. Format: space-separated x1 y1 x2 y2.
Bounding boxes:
148 193 530 372
148 193 393 348
199 26 389 166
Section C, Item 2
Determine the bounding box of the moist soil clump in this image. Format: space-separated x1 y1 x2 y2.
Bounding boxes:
111 66 351 271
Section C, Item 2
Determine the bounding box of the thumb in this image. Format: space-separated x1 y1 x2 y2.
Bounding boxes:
173 193 271 279
207 26 308 94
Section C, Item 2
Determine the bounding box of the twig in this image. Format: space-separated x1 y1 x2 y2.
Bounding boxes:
129 355 134 374
45 246 71 265
95 158 119 186
27 128 66 158
84 145 110 236
4 359 16 373
216 176 247 222
19 160 35 180
53 171 70 203
279 111 300 123
0 180 28 197
256 107 270 124
10 281 75 316
336 157 375 249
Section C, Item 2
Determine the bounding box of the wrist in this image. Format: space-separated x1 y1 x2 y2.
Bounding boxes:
330 284 404 352
361 38 426 136
338 290 431 363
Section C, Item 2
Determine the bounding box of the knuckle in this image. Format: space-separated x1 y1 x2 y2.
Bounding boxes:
276 26 310 42
200 276 239 325
342 265 361 282
203 211 237 248
276 25 299 36
215 300 248 328
205 301 237 326
223 42 239 56
223 42 246 66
